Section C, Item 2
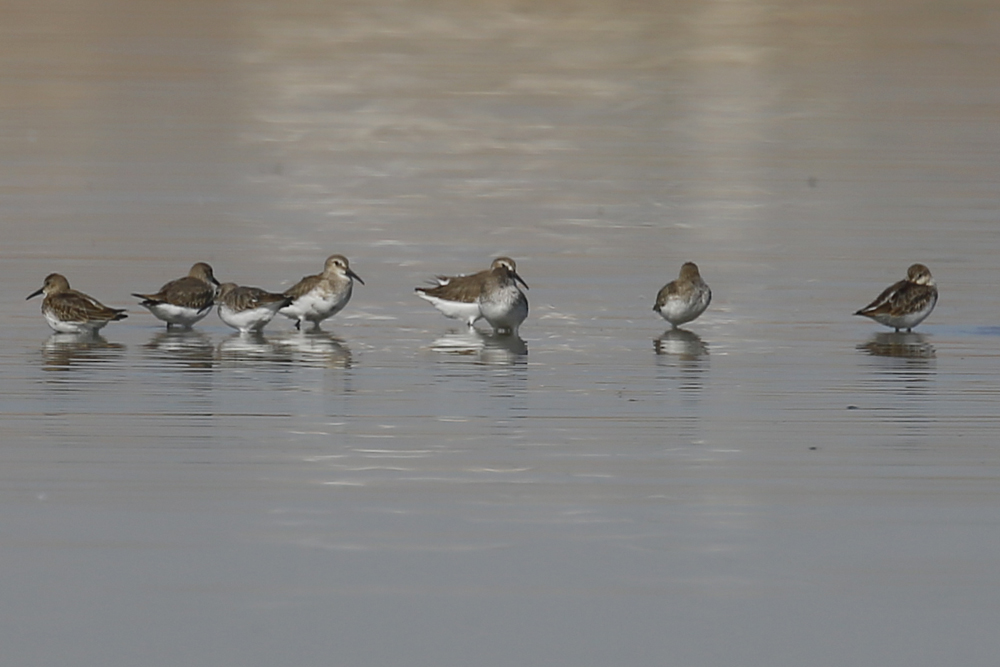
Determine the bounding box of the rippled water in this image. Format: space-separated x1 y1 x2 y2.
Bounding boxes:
3 0 1000 665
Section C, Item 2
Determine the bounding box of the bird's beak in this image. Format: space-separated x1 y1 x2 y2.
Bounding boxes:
348 269 365 286
26 287 44 300
513 271 529 290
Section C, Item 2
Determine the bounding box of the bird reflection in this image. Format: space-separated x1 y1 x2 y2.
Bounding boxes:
216 332 293 363
653 329 708 445
429 328 527 365
857 332 935 359
654 328 708 360
270 330 353 369
654 328 708 393
426 329 528 436
143 329 214 369
855 332 936 448
40 332 125 370
480 333 528 365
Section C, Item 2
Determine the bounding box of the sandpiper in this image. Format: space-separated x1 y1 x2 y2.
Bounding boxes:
279 254 363 331
653 262 712 328
26 273 127 334
476 258 529 335
131 262 220 329
215 282 292 334
854 263 938 332
415 257 527 330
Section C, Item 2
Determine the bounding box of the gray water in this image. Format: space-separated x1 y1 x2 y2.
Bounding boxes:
3 1 1000 665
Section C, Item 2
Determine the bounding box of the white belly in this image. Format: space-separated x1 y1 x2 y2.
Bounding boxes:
280 287 350 324
479 288 528 335
44 310 106 334
416 292 482 327
143 302 212 327
218 304 280 333
872 298 936 331
657 291 710 327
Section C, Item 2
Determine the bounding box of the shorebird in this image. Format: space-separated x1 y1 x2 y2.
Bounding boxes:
416 257 528 332
27 273 127 334
653 262 712 328
476 258 529 336
279 254 363 331
132 262 219 329
854 263 938 332
215 282 292 334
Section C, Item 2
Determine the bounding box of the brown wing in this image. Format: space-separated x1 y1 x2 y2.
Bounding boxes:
283 273 323 299
53 292 127 322
133 276 215 309
654 280 679 310
416 270 488 303
855 279 908 316
888 283 937 317
229 286 291 311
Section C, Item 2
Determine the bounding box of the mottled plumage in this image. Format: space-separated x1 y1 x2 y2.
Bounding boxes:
215 282 292 334
27 273 127 334
415 257 527 329
280 254 363 331
653 262 712 328
132 262 220 329
854 263 937 332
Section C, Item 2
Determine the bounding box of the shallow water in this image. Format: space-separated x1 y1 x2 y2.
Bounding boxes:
3 0 1000 665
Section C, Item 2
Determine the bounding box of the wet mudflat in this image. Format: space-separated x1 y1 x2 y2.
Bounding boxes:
2 1 1000 665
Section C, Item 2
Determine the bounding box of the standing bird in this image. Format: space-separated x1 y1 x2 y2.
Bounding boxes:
279 254 363 331
415 257 527 330
27 273 127 334
477 258 529 336
215 283 292 334
854 263 938 332
653 262 712 328
131 262 220 329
